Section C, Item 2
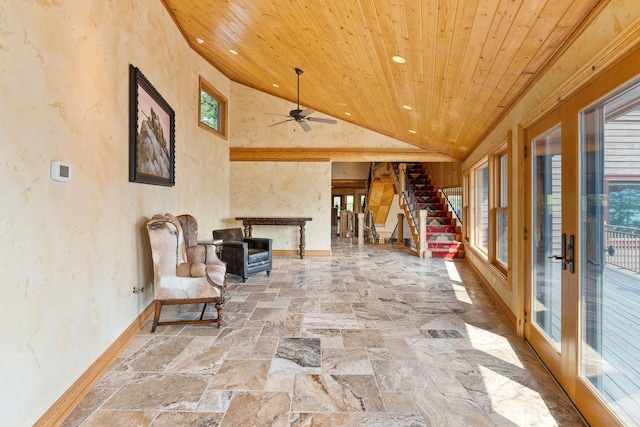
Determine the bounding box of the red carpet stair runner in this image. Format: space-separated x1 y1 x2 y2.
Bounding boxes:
405 164 464 259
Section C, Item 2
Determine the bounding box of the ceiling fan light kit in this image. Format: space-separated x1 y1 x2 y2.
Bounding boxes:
267 68 338 132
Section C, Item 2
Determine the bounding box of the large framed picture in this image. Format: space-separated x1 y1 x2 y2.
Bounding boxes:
129 64 175 186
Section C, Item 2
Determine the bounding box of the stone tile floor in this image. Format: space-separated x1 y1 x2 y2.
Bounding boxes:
62 238 585 426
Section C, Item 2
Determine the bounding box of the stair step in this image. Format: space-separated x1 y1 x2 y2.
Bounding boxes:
419 203 444 210
429 246 465 259
416 199 441 206
426 232 459 241
426 210 450 218
428 239 462 248
426 224 458 233
425 217 452 226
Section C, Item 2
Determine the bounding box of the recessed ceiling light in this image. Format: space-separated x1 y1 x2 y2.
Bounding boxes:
402 105 412 110
409 129 417 134
272 83 279 88
229 49 238 55
196 38 204 44
392 55 406 64
345 112 351 116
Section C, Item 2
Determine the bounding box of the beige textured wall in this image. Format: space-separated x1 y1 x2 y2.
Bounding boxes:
230 82 415 149
228 162 332 251
462 0 640 315
332 162 370 179
0 1 230 425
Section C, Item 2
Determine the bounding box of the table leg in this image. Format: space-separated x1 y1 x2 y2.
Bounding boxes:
299 225 306 259
243 224 253 238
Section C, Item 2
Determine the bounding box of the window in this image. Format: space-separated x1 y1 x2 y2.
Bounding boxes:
467 136 510 274
345 195 354 212
475 162 489 252
495 153 508 266
199 76 227 139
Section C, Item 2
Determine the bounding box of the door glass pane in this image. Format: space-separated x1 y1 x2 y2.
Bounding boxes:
579 79 640 425
531 125 563 350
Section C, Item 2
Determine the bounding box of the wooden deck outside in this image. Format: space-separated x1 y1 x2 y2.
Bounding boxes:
596 265 640 425
538 263 640 425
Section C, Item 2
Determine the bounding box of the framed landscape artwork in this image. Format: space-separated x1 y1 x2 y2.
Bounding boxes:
129 64 175 186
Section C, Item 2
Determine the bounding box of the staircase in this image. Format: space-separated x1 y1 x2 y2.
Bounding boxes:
405 164 464 258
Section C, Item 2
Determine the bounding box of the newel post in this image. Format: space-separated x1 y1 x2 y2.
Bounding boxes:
418 210 430 258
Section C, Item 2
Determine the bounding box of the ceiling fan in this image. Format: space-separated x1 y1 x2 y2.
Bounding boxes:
267 68 338 132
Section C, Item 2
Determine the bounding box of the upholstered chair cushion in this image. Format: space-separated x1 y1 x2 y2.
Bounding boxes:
177 214 224 265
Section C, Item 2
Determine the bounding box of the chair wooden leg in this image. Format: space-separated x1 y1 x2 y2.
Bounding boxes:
215 300 224 328
151 300 162 332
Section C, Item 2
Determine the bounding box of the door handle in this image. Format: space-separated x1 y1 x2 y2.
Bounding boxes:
565 234 575 274
547 233 575 274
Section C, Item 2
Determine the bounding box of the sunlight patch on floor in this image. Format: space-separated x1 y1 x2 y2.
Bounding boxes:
444 259 462 282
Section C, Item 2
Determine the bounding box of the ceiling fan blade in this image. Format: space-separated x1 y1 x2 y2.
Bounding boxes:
268 119 293 127
299 120 312 132
265 112 291 117
299 108 315 117
306 117 338 124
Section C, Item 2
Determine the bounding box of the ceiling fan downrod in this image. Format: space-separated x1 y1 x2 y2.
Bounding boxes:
295 67 303 110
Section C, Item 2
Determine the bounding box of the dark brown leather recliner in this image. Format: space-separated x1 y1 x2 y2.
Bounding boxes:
212 228 272 282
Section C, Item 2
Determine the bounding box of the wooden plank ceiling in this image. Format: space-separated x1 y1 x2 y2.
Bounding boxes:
162 0 605 161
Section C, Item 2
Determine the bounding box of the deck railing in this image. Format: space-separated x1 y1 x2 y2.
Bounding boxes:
605 224 640 273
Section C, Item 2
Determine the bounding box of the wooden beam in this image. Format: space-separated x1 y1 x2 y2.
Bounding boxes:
332 179 367 189
230 148 460 162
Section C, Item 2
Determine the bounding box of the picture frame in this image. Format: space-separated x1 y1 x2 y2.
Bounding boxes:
129 64 175 186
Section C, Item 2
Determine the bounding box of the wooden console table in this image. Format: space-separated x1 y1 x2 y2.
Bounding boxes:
235 217 312 259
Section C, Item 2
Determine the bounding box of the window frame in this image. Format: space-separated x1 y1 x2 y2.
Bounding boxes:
198 76 228 139
491 147 509 274
467 136 510 277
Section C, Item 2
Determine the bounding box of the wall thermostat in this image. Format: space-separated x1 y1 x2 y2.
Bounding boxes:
51 161 72 182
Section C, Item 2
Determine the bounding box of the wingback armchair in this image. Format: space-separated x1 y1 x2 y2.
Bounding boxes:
177 214 221 265
212 228 272 282
147 213 226 332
